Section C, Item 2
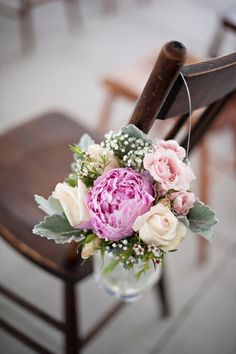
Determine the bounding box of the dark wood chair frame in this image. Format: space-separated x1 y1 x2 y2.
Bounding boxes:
1 41 236 354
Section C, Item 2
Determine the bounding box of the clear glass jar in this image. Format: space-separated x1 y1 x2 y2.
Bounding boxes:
93 252 162 302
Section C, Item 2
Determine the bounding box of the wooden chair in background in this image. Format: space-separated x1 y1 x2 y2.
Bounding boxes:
209 3 236 58
1 41 236 354
208 3 236 155
0 0 81 51
207 5 236 167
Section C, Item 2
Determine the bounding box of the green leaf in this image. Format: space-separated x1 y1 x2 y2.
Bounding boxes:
135 261 150 280
66 175 77 188
100 239 106 261
103 258 119 274
120 125 152 145
69 144 85 159
33 214 84 244
187 199 218 242
78 134 94 151
83 233 97 244
80 176 94 188
34 195 63 216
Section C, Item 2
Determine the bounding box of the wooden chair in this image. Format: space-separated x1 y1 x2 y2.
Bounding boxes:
0 0 80 51
1 41 236 354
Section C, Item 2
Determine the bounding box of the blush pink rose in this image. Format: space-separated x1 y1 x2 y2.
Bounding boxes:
177 163 196 191
154 139 186 160
144 149 195 192
168 191 196 215
86 168 155 241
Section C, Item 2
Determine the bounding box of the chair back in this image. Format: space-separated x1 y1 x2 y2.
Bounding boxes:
129 41 236 153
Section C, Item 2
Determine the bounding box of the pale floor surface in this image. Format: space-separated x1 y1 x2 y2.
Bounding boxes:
0 0 236 353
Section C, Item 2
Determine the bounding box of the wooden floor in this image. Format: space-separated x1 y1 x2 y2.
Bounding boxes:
0 0 236 353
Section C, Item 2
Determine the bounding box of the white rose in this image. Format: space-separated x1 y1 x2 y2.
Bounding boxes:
81 238 100 259
87 144 119 171
52 180 90 227
132 203 186 252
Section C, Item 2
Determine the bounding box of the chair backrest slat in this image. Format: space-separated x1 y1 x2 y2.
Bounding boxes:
157 52 236 120
180 96 231 152
129 41 236 147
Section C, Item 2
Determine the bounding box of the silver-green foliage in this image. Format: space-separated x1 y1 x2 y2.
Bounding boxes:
187 199 218 242
34 194 63 215
78 134 95 151
34 194 84 243
33 214 84 243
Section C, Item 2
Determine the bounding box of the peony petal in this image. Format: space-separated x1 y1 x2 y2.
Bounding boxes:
87 168 154 240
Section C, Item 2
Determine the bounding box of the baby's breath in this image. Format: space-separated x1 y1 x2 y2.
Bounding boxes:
103 130 151 171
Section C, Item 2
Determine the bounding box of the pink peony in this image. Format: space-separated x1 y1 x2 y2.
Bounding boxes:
86 168 155 241
154 139 186 160
168 191 196 215
144 148 195 192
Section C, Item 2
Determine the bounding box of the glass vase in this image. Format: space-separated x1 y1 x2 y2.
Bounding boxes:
93 252 162 302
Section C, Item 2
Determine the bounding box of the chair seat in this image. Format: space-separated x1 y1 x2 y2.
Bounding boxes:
0 112 99 283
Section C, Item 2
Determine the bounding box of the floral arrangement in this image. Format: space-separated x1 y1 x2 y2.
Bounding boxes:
33 125 217 278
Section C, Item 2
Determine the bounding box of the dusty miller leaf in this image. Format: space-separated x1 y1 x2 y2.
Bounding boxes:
32 214 84 244
34 195 63 216
187 199 218 242
78 134 95 151
120 125 152 145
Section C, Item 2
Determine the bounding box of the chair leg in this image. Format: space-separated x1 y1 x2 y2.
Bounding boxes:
64 283 79 354
19 0 34 52
198 139 209 264
64 0 82 30
208 23 225 57
155 266 170 317
102 0 118 13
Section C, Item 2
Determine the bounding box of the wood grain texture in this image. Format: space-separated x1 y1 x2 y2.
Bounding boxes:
129 41 187 132
157 51 236 119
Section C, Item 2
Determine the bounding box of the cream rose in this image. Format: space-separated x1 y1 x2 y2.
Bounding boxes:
87 144 119 171
132 203 186 251
81 238 100 259
52 180 90 228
